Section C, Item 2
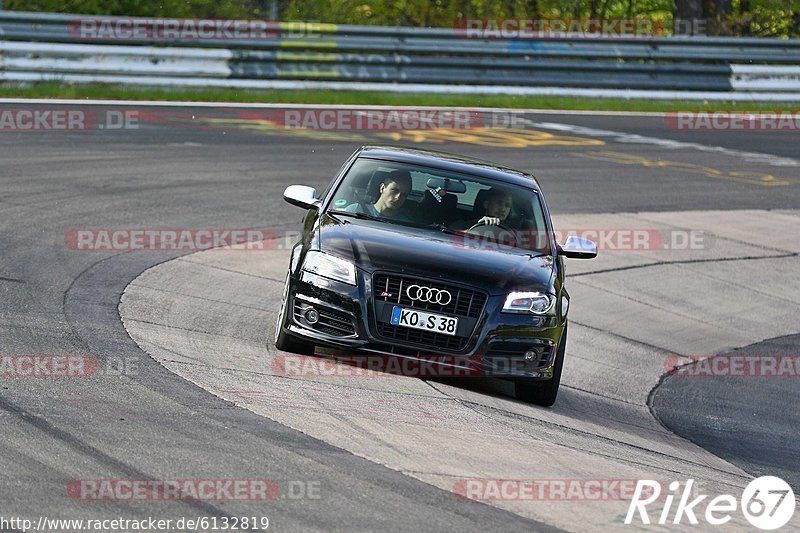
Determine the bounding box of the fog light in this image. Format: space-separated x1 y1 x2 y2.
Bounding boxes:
305 308 319 324
524 350 537 361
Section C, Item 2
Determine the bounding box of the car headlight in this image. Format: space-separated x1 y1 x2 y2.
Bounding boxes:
302 251 356 286
502 292 555 315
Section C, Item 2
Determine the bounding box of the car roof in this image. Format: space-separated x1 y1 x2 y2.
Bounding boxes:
356 145 542 192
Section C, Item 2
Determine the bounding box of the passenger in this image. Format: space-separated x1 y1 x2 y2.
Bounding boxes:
345 169 413 221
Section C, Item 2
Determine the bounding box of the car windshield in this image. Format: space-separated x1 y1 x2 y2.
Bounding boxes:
327 157 551 254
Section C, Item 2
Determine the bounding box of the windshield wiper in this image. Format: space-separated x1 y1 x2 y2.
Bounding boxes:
329 210 424 230
428 223 464 237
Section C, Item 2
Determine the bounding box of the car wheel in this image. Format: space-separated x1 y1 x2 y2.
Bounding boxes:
274 272 315 356
514 324 566 407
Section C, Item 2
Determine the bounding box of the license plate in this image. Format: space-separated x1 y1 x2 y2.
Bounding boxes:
390 306 458 336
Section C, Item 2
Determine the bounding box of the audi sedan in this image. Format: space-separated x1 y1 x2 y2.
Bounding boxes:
275 146 596 406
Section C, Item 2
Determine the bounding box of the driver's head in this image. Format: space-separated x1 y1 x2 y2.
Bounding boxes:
483 188 513 220
376 170 412 213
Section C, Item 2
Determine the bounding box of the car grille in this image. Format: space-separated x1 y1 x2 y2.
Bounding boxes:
372 273 487 352
373 273 486 318
364 342 445 358
374 323 467 350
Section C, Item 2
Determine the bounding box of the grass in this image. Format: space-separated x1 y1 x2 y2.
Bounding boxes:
0 82 798 112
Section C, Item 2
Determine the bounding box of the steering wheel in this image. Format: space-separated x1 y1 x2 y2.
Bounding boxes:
465 221 518 247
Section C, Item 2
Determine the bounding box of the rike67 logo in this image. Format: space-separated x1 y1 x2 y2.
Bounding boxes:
626 477 796 530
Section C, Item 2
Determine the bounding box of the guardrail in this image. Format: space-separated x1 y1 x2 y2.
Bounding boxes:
1 11 799 97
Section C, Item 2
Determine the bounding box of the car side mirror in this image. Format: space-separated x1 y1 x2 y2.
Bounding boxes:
284 185 320 210
558 235 597 259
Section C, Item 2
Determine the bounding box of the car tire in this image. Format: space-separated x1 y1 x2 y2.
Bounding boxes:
274 272 315 356
514 324 566 407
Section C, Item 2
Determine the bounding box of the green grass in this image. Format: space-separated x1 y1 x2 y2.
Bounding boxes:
1 82 797 112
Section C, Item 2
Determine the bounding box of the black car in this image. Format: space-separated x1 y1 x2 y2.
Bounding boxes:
275 146 596 406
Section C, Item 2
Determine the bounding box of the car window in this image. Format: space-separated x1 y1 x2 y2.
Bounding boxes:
327 157 551 253
459 181 487 207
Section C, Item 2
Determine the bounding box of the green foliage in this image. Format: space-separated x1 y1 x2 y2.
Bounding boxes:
730 0 799 36
5 0 797 37
1 81 797 111
279 0 675 26
6 0 261 18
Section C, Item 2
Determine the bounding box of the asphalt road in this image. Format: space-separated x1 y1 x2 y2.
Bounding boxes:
0 100 798 530
653 333 800 491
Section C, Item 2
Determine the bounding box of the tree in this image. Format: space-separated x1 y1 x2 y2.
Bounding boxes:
674 0 704 34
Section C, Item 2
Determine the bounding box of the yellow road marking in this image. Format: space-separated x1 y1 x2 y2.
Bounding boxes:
185 117 366 140
378 128 605 148
146 114 607 149
571 150 791 187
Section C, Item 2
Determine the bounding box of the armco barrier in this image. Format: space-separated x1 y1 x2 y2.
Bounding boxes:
1 11 799 97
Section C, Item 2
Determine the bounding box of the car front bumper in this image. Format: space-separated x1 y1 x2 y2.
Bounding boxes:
281 270 565 380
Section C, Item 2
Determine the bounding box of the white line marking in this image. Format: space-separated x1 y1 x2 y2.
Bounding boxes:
528 121 800 167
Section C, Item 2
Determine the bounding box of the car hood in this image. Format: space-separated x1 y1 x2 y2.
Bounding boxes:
315 213 554 294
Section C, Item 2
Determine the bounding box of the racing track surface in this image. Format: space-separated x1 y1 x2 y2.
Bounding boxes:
1 100 799 531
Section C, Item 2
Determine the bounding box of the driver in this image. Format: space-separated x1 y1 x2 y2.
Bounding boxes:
345 169 413 221
450 187 514 230
476 188 513 227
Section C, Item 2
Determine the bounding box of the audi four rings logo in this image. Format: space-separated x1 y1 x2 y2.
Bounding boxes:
406 285 452 305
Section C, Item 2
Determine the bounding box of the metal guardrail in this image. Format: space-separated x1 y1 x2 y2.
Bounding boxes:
1 10 799 94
